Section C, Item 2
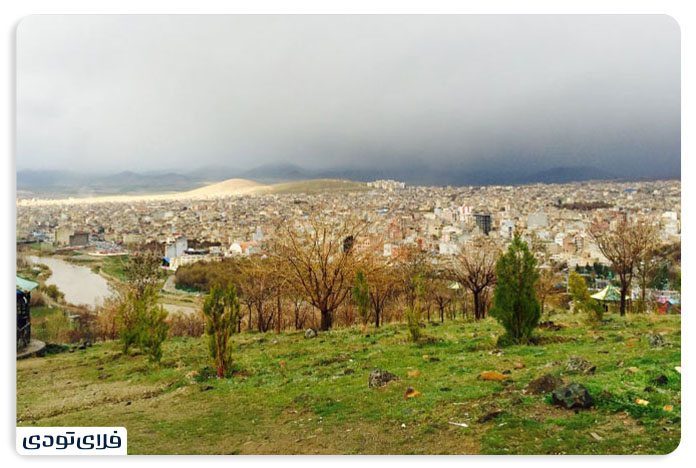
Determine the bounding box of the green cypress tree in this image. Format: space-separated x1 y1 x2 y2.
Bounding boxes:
202 282 240 378
490 235 541 344
352 270 371 327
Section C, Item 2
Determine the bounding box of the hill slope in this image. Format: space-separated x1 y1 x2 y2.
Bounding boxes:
17 314 681 454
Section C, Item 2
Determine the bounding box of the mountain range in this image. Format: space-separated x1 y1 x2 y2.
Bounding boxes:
16 163 677 198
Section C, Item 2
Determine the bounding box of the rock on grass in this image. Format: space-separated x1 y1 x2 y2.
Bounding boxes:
552 383 594 409
368 369 399 388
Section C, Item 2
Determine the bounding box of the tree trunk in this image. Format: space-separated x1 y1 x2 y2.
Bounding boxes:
320 309 332 331
473 292 480 320
276 293 282 334
620 283 628 316
374 306 380 328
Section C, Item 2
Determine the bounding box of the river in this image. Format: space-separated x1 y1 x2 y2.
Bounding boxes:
28 256 115 309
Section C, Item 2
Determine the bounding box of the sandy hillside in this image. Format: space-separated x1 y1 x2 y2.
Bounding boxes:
16 177 369 206
17 178 270 206
183 178 270 197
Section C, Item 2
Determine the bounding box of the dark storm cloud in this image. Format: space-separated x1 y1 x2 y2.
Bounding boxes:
17 15 680 177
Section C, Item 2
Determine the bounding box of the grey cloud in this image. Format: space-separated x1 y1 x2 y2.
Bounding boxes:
17 15 680 178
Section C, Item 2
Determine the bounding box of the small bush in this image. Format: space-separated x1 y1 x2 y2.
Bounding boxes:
406 307 422 342
118 287 169 362
41 284 64 302
168 311 206 337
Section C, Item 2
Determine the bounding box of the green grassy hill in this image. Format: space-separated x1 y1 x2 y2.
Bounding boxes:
270 179 368 194
17 313 681 455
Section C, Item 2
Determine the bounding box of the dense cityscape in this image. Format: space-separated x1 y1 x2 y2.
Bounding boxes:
17 178 680 277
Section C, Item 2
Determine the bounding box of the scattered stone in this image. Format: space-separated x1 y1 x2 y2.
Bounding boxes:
514 362 525 369
404 387 420 399
304 328 318 339
201 385 214 392
478 371 507 381
565 355 596 375
502 370 512 375
440 387 452 392
590 432 604 441
368 369 400 388
407 370 421 378
489 349 504 356
626 367 639 374
343 368 355 375
552 383 595 409
125 401 132 406
617 361 624 368
448 421 468 428
652 374 669 386
646 334 665 347
525 374 562 394
477 410 504 423
644 386 655 393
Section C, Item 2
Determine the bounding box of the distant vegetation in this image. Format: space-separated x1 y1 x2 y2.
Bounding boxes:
175 259 245 292
270 179 368 194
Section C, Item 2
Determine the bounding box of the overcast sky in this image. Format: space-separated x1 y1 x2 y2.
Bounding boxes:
17 15 680 177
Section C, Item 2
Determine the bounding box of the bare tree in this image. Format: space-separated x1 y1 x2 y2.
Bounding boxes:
535 268 557 316
635 246 660 307
123 249 162 298
237 256 277 332
270 216 369 331
430 277 454 323
589 215 658 316
395 245 431 310
450 238 499 320
362 251 399 328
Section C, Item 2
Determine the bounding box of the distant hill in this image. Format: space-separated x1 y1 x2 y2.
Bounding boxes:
17 169 202 197
527 166 618 184
270 179 367 194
